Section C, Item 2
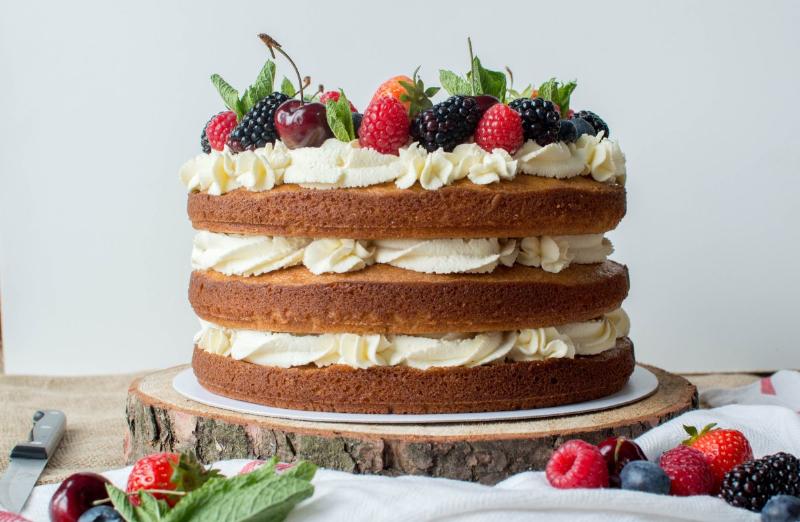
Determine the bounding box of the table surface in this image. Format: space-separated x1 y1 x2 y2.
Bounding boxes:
0 369 760 485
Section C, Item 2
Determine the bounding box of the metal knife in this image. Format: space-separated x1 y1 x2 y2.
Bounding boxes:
0 410 66 513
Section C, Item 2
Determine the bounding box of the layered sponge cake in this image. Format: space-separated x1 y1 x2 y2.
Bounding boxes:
180 35 631 414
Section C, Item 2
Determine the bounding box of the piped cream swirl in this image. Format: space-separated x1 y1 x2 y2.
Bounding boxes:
191 232 612 276
195 309 630 369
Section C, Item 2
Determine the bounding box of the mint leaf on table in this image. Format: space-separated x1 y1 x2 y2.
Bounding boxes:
107 484 142 522
325 90 356 142
439 69 471 96
162 458 317 522
138 492 170 521
171 452 223 492
240 60 277 114
280 76 297 97
210 74 242 118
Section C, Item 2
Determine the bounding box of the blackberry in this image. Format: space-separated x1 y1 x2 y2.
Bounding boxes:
200 112 222 153
410 95 482 152
720 452 800 512
509 97 560 146
227 92 290 152
573 110 610 138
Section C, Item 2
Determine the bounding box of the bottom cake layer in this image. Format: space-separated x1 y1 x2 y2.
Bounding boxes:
192 337 635 414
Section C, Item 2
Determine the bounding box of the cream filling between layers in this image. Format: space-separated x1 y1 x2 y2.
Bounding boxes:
179 134 626 195
191 231 613 276
195 309 630 370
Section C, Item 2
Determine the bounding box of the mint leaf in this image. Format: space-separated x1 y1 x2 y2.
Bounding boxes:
240 60 276 114
107 484 143 522
280 76 296 97
138 492 170 521
474 57 506 102
163 459 316 522
281 461 317 482
555 80 577 117
210 74 242 118
325 90 355 142
538 78 558 103
171 453 222 493
439 69 471 96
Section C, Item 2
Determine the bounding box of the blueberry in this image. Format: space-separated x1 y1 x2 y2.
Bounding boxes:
558 120 578 143
762 495 800 522
352 113 363 136
78 505 124 522
571 117 596 138
620 461 671 495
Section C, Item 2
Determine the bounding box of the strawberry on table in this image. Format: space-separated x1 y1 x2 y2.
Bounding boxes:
682 423 753 493
126 452 220 507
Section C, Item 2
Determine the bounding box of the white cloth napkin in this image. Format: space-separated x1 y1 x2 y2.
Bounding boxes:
15 375 800 522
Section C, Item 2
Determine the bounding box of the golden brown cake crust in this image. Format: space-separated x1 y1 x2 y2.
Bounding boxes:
192 339 636 414
187 175 626 239
189 261 629 334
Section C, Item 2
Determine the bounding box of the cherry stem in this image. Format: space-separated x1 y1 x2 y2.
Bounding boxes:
92 498 111 506
258 33 304 104
467 37 477 96
505 66 514 89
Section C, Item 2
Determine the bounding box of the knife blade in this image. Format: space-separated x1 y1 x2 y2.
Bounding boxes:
0 410 66 513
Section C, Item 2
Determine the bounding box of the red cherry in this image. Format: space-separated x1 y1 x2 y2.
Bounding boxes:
273 100 333 149
597 436 647 488
49 472 111 522
473 95 499 114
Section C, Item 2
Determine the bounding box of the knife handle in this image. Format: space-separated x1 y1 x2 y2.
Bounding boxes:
10 410 67 460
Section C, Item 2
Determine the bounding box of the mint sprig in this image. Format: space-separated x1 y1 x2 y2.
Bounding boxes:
438 38 506 102
325 90 356 142
280 76 297 97
537 78 577 118
107 457 317 522
211 60 278 119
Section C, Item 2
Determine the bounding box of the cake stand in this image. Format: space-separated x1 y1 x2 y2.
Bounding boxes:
125 365 696 484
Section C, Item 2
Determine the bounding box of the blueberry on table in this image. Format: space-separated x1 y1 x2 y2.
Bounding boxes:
77 506 123 522
761 495 800 522
619 461 671 495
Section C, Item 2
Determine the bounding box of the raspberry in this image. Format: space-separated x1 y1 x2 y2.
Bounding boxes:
320 91 357 112
546 439 609 489
205 111 237 151
659 445 714 496
358 96 410 155
474 103 524 154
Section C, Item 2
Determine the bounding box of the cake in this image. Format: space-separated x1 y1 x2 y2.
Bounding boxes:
179 34 631 414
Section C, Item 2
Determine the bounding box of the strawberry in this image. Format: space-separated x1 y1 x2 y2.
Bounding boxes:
546 439 609 489
320 91 357 112
659 445 714 496
358 96 410 155
474 103 524 154
682 423 753 492
126 452 220 507
370 75 413 108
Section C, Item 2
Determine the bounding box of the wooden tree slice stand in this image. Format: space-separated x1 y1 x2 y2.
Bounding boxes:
125 364 697 484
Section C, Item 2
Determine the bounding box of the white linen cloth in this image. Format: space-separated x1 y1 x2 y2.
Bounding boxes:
13 374 800 521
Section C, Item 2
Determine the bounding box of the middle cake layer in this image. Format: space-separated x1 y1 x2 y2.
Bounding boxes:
190 261 629 334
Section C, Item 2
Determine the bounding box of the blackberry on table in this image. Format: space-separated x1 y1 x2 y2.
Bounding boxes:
573 110 610 138
719 452 800 512
509 97 560 146
410 95 482 152
227 92 290 152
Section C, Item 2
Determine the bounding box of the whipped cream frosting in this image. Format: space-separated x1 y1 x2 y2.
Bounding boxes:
191 231 612 276
179 136 626 195
195 309 630 370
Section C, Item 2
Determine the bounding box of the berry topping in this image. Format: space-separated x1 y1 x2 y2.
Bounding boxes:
49 472 111 522
557 119 579 143
274 100 333 149
762 495 800 522
546 439 609 489
200 113 217 154
473 95 499 114
372 69 440 117
571 117 596 138
659 445 714 496
411 95 482 152
371 75 413 107
352 112 363 135
597 436 647 488
76 506 123 522
204 110 237 151
619 461 671 495
226 92 290 152
509 97 561 146
474 103 524 154
572 110 610 138
320 91 357 112
682 423 753 492
720 452 800 512
358 96 410 155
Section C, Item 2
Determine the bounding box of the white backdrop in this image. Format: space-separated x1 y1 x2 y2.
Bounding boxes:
1 0 799 375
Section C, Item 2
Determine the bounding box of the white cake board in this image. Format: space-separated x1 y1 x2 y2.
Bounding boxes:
172 365 658 425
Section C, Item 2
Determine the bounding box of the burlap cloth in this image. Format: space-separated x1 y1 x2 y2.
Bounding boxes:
0 370 759 485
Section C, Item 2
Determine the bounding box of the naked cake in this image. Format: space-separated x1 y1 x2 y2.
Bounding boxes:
180 34 631 414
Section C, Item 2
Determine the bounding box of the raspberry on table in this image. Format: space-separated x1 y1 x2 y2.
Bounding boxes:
474 103 524 154
546 439 609 489
659 445 714 496
358 96 410 155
